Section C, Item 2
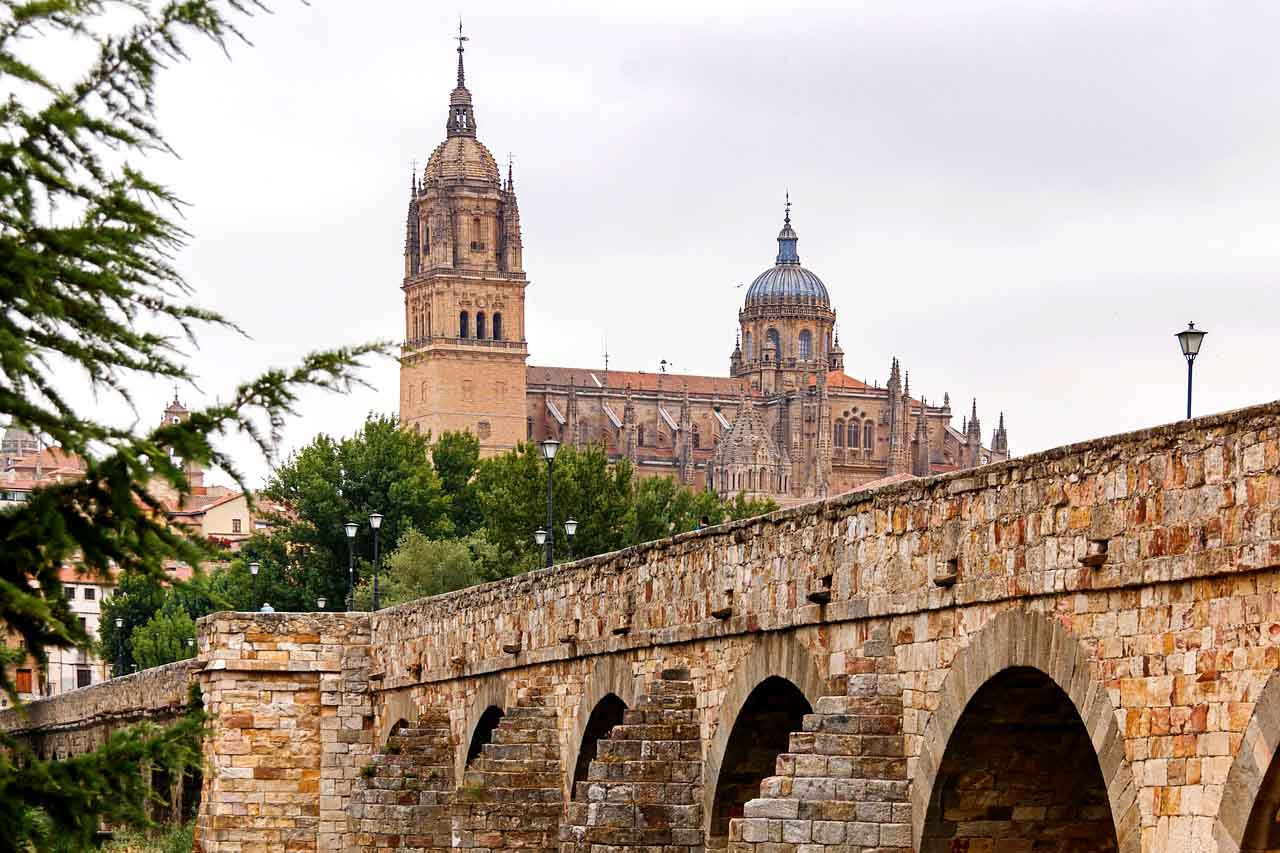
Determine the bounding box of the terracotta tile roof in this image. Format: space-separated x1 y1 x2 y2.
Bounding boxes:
811 371 874 392
6 447 86 474
528 365 752 398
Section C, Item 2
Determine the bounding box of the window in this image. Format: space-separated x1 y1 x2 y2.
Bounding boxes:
84 586 95 601
232 518 242 534
637 425 646 447
16 669 32 694
833 420 844 447
78 616 86 632
459 311 470 338
492 312 502 340
848 421 859 449
65 586 74 599
527 417 534 440
476 312 487 340
76 668 91 689
766 328 781 359
799 329 812 360
692 424 701 449
471 216 485 251
743 331 753 359
863 422 874 449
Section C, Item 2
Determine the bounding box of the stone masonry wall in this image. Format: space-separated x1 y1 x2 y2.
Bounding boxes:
195 612 372 852
0 658 197 758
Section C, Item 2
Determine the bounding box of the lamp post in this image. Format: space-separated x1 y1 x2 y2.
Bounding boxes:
249 561 260 612
344 522 358 611
114 617 123 678
369 512 384 611
1176 322 1207 419
539 439 560 568
564 517 578 559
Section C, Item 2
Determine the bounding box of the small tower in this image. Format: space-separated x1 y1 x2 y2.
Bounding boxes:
992 412 1009 458
886 358 910 476
966 399 983 468
829 331 844 372
913 396 931 476
622 385 637 463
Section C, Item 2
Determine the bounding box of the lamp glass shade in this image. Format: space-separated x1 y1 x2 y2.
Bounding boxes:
344 522 359 539
534 528 547 545
369 512 384 530
317 597 326 610
115 617 123 628
540 438 561 461
564 518 578 537
249 562 260 576
1177 322 1206 358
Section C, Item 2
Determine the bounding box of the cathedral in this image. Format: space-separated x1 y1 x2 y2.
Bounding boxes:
398 35 1010 506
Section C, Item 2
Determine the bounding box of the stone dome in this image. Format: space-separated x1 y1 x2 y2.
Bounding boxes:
423 136 501 185
744 204 830 308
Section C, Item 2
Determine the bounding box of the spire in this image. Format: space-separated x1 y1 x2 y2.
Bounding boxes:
446 22 477 138
506 153 514 191
454 18 468 88
775 192 800 265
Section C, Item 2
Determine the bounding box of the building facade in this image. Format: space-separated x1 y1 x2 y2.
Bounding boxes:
399 37 1010 505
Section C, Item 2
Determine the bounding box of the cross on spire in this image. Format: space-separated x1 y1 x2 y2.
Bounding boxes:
454 18 469 87
784 189 791 226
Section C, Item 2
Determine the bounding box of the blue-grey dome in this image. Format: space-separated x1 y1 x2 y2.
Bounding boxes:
744 203 830 308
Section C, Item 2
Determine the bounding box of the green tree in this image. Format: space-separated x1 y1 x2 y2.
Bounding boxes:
99 574 166 676
0 2 380 847
353 528 484 609
130 602 197 670
263 414 450 607
432 430 482 534
473 442 632 578
725 491 780 521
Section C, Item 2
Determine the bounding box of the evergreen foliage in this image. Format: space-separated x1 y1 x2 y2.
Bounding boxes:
0 1 383 847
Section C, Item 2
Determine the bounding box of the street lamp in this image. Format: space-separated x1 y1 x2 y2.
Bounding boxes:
344 522 359 611
369 512 384 611
114 616 123 678
534 528 547 547
539 439 560 568
1176 321 1207 419
316 596 327 611
249 561 260 612
564 518 578 559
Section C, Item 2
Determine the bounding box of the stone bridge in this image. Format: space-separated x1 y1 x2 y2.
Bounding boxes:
9 401 1280 853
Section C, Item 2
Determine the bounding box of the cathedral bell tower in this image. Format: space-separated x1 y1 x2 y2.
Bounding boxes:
399 27 528 454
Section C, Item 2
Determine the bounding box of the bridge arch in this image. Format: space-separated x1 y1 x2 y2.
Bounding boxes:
564 655 638 801
702 631 826 842
913 609 1139 853
456 676 507 783
1214 670 1280 852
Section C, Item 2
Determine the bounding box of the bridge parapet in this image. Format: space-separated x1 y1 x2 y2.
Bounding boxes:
369 400 1280 689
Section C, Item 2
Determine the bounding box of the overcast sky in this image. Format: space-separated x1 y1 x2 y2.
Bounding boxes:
64 0 1280 486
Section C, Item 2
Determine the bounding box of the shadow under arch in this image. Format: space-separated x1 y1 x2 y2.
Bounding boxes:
913 609 1140 853
1214 670 1280 852
563 655 639 801
456 676 507 783
702 631 827 841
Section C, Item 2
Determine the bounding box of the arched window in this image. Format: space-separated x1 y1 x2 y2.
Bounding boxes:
476 312 486 340
692 424 701 449
863 421 873 450
748 469 756 490
848 420 859 449
492 312 502 340
766 328 781 359
798 329 812 360
637 425 646 447
760 467 769 491
471 216 484 251
743 331 753 359
834 420 844 447
459 310 470 339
